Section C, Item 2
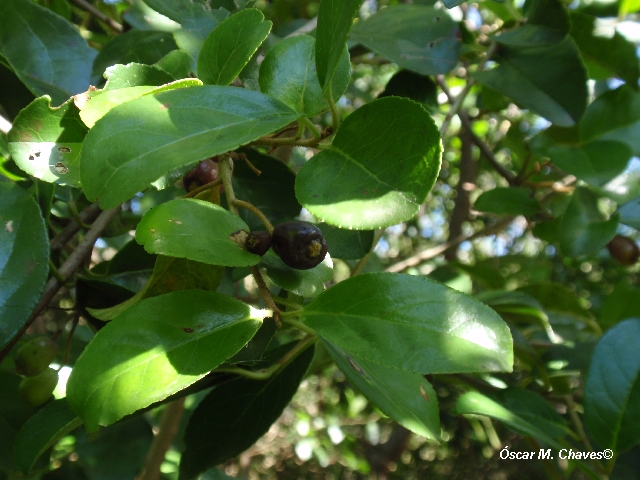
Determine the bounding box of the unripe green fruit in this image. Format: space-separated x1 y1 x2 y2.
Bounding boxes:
607 235 639 266
19 367 58 407
271 221 328 270
14 336 58 377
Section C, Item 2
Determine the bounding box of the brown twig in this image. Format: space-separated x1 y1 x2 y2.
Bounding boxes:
136 398 186 480
0 207 120 363
250 266 281 326
69 0 123 33
50 202 102 250
182 178 223 198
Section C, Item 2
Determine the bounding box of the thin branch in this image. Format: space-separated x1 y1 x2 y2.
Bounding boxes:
385 217 514 273
136 398 186 480
50 202 102 250
350 229 384 277
182 178 222 199
69 0 123 33
250 266 281 326
233 199 274 233
0 207 120 363
219 156 238 214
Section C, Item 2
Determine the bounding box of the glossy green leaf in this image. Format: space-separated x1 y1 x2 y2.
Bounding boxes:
0 0 96 106
618 196 640 230
474 187 539 216
350 5 461 76
155 50 193 79
493 0 569 46
298 273 513 374
325 341 440 440
0 183 49 349
315 0 361 91
585 318 640 453
259 35 350 116
198 9 272 86
136 199 261 267
13 399 82 474
296 97 441 229
179 345 314 479
91 30 178 83
260 250 333 299
581 86 640 156
103 63 176 90
379 70 438 109
473 38 587 127
88 255 224 321
570 12 639 86
80 86 301 209
318 223 374 260
559 187 618 257
455 391 565 448
548 140 632 187
226 320 277 365
231 148 301 230
66 290 267 431
79 79 202 128
8 97 86 186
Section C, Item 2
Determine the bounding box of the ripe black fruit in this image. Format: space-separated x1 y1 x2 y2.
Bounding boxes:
14 336 58 377
246 231 272 256
183 158 219 192
19 367 58 407
607 235 639 266
271 221 328 270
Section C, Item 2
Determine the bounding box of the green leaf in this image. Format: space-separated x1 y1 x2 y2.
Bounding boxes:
379 70 439 109
474 187 540 216
325 341 440 440
13 399 82 474
231 148 301 230
198 9 272 86
79 79 202 128
0 183 49 349
548 140 632 187
315 0 361 91
559 186 618 257
455 391 565 448
259 35 350 116
0 0 96 106
570 12 639 86
350 5 461 76
136 199 260 267
155 50 193 79
618 196 640 230
581 86 640 156
103 63 176 90
318 223 374 260
296 97 441 229
0 372 36 471
88 255 224 321
66 290 266 431
473 38 587 127
80 86 301 209
260 250 333 299
8 97 86 186
298 272 513 374
91 30 178 83
585 318 640 453
179 344 314 479
600 281 640 329
493 0 569 46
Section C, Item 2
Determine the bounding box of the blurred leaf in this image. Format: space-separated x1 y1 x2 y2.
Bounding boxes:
326 341 440 440
13 399 81 474
198 9 271 86
600 281 640 329
0 183 49 349
136 199 261 267
315 0 360 92
261 250 333 299
318 223 374 260
80 86 301 209
493 0 569 46
570 12 639 86
67 290 266 431
585 318 640 453
473 38 587 127
0 372 36 471
8 97 86 187
559 186 618 257
259 35 350 116
0 0 96 106
350 5 461 76
296 97 441 229
474 187 539 216
179 344 314 479
300 272 513 374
